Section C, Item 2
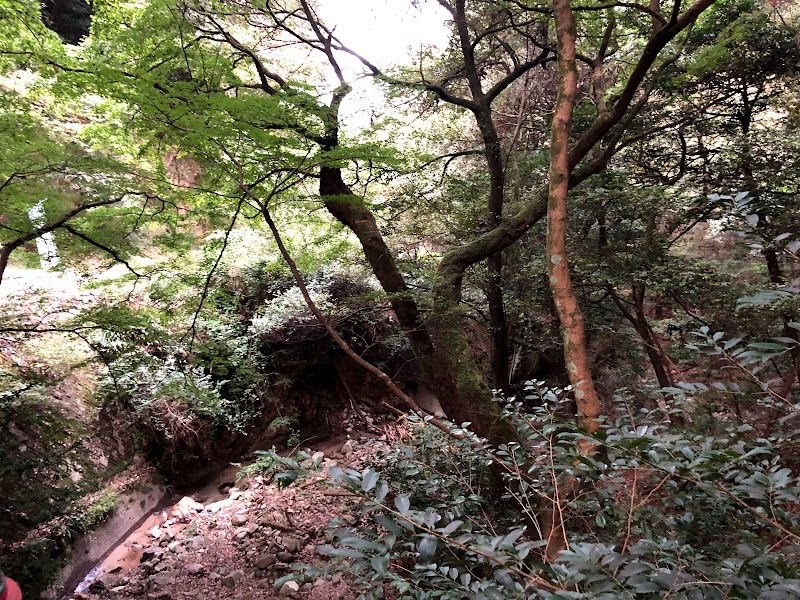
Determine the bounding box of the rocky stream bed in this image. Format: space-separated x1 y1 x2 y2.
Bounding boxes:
61 431 394 600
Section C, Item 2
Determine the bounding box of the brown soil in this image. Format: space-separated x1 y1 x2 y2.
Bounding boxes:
63 427 398 600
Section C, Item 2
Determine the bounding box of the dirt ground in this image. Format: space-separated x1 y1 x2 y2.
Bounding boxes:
65 429 398 600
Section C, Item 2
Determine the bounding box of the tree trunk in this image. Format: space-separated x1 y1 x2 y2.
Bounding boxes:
541 0 603 560
763 246 785 284
319 167 515 440
634 310 674 390
607 285 676 395
547 0 602 436
319 167 435 363
476 109 509 391
487 249 509 389
452 0 510 390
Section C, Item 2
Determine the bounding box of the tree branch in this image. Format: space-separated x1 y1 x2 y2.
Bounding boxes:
62 225 145 279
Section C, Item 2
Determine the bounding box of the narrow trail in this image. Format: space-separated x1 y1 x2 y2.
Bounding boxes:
61 430 396 600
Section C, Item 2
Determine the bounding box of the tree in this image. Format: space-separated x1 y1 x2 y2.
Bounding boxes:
2 0 720 442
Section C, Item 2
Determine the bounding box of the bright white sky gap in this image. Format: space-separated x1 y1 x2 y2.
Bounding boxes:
318 0 450 132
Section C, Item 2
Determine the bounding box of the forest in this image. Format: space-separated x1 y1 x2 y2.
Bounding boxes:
1 0 799 598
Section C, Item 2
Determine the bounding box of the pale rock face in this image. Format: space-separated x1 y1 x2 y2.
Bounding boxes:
279 580 300 597
412 382 446 418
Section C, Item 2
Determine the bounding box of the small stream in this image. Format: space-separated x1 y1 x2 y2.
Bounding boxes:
51 436 353 599
50 462 243 600
47 482 169 600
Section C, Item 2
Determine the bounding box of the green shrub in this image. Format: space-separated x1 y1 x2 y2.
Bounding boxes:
76 490 119 533
283 385 800 599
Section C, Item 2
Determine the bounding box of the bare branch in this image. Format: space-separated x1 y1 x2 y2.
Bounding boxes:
62 224 145 279
572 2 666 25
181 198 244 350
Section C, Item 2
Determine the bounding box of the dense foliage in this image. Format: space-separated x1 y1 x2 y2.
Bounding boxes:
1 0 799 596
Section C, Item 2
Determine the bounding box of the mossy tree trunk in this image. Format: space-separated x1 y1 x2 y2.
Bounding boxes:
185 0 715 444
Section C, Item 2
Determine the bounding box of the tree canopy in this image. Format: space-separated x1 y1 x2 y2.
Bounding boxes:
2 0 800 596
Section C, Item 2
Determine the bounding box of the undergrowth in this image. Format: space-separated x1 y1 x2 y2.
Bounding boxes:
267 384 800 599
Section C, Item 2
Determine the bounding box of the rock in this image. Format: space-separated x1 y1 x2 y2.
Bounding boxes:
189 535 205 549
282 535 303 553
205 501 224 513
149 572 175 588
231 513 248 526
340 440 355 455
263 511 291 528
147 592 172 600
87 580 107 594
279 580 300 597
167 540 182 553
255 553 277 569
276 551 294 562
176 496 204 513
246 523 259 535
221 569 245 588
141 547 163 563
185 563 204 575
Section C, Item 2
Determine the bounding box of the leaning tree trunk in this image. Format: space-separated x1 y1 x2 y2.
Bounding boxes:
634 310 674 389
319 168 498 431
318 141 511 439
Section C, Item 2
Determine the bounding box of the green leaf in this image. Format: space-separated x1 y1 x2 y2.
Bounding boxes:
595 513 607 527
362 469 379 492
374 513 402 536
375 481 389 501
395 495 410 514
417 535 438 560
439 520 463 535
724 338 742 350
370 555 389 575
326 547 367 558
748 342 786 350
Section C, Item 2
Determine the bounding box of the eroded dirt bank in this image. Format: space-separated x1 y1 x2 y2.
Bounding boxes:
51 479 170 599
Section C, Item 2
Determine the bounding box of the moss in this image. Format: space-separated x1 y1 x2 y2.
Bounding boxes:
0 400 128 596
429 307 516 445
76 490 119 533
